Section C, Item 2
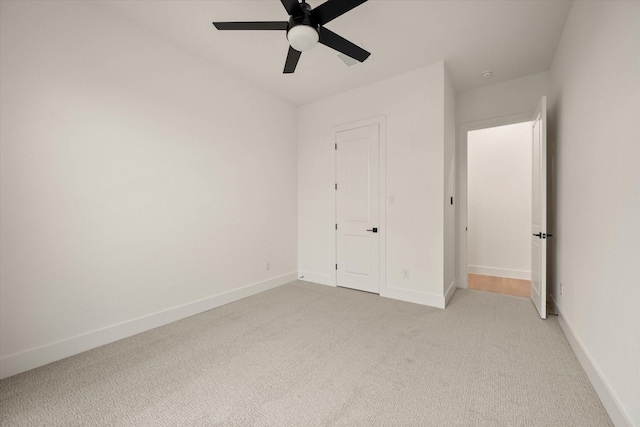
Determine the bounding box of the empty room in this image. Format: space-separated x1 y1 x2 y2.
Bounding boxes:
1 0 638 426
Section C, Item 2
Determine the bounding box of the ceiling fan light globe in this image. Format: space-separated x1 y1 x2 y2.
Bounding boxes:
287 25 319 52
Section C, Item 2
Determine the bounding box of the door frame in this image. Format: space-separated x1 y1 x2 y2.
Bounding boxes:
456 112 532 289
332 115 387 291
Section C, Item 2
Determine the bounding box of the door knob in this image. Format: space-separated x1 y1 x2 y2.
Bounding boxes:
366 227 378 233
533 232 542 238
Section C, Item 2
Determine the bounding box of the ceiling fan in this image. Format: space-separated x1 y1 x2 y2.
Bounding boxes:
212 0 371 74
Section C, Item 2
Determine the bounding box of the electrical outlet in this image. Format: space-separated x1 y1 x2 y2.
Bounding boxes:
265 261 270 271
402 269 410 279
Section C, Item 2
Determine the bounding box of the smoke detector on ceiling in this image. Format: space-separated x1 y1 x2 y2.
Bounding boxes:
481 70 493 79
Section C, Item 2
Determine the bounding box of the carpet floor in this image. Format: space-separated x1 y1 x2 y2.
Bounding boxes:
0 281 612 426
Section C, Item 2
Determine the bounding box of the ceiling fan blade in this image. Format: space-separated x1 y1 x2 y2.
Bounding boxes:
212 21 289 31
318 27 370 62
281 0 304 17
283 46 302 74
312 0 368 25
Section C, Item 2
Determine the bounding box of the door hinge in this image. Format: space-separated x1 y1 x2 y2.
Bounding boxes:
335 264 338 270
335 183 337 190
335 143 337 150
335 223 337 230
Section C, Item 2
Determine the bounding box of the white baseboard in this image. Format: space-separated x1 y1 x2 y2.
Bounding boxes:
467 265 531 280
300 272 446 309
0 272 298 380
297 271 335 287
381 285 445 309
444 280 457 307
552 298 633 427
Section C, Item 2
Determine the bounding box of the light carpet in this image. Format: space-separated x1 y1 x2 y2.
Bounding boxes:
0 281 612 426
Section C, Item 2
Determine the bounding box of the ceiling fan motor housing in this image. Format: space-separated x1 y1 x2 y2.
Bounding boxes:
287 15 319 52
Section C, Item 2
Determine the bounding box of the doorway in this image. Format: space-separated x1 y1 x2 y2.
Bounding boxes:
467 121 532 297
457 114 533 298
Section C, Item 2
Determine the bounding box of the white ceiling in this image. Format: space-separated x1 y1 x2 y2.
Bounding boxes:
99 0 572 106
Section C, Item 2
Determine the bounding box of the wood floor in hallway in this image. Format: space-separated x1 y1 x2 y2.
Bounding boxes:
468 274 531 298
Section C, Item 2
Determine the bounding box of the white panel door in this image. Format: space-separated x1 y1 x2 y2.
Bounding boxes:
531 96 547 319
336 123 380 294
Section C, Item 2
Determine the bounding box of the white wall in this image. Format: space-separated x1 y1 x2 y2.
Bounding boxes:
298 63 451 307
549 1 640 425
0 1 298 378
467 123 531 280
457 72 550 125
443 69 457 301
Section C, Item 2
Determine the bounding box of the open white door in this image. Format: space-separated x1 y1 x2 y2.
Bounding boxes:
531 96 548 319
